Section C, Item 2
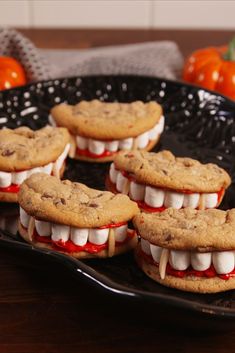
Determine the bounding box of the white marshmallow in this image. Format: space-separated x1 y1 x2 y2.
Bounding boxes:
105 140 119 152
71 227 89 246
183 193 200 208
148 125 159 141
136 131 149 149
169 250 190 271
88 139 105 155
51 224 70 243
164 191 184 209
141 238 151 255
0 171 12 188
43 163 53 175
109 163 118 184
144 186 165 208
191 252 212 271
204 193 218 208
88 228 109 245
157 115 165 134
20 207 30 228
129 181 145 201
48 114 57 127
150 244 162 263
35 220 51 236
55 143 70 172
114 224 127 242
27 167 42 178
116 172 129 194
76 136 88 150
119 138 133 150
12 171 28 185
212 251 235 274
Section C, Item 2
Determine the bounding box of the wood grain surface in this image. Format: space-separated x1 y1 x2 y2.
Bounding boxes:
1 28 235 352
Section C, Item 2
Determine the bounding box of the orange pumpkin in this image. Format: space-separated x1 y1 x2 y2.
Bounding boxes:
0 57 26 90
183 38 235 100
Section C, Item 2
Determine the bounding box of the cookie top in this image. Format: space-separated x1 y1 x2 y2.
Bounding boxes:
50 100 162 140
114 150 231 193
19 173 139 228
134 208 235 251
0 126 70 172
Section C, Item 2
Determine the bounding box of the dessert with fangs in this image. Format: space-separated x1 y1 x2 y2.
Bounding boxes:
0 126 70 202
18 173 139 258
134 208 235 293
107 150 231 212
50 100 164 162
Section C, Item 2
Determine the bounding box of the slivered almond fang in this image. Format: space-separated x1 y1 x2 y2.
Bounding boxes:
159 248 169 280
28 217 35 241
108 228 115 257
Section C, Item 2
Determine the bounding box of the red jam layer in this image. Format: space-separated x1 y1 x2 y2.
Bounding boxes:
33 228 135 254
76 147 115 159
140 250 235 281
0 184 20 193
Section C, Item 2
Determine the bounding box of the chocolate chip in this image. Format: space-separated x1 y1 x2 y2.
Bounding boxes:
89 203 99 208
96 193 103 198
41 192 53 200
60 198 66 205
165 234 172 241
162 169 168 175
2 149 15 156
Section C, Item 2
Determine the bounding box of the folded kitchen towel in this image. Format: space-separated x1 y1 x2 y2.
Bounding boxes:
0 28 184 82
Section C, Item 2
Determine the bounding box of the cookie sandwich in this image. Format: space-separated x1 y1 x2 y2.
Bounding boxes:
50 100 164 162
134 208 235 293
18 173 139 258
107 150 231 212
0 126 70 202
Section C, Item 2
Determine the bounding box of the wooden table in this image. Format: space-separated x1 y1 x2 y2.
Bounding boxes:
1 29 235 353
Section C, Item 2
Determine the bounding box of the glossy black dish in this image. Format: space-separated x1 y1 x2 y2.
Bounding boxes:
1 75 235 319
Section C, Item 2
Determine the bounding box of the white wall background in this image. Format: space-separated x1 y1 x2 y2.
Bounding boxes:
0 0 234 29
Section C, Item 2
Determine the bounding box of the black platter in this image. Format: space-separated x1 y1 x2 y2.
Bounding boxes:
1 75 235 319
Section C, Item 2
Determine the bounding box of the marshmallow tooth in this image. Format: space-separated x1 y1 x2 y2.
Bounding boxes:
88 228 109 245
55 143 70 171
148 125 159 141
27 167 42 178
141 238 151 255
212 251 235 274
48 114 57 127
150 244 162 263
116 172 129 194
0 171 12 188
43 163 53 175
157 115 165 134
114 224 127 242
119 138 133 150
183 193 200 209
109 163 118 184
144 186 165 208
71 228 89 246
12 171 28 185
136 132 149 149
105 140 119 152
191 252 212 271
129 181 145 201
204 193 218 208
35 220 52 236
51 224 70 242
76 136 88 150
164 191 184 209
20 207 30 228
169 250 190 271
88 139 105 155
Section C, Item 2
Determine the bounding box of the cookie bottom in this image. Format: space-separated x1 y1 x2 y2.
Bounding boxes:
0 163 66 203
135 245 235 293
19 223 138 259
72 137 160 163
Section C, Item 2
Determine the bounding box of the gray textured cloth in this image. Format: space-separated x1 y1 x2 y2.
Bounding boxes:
0 28 184 82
